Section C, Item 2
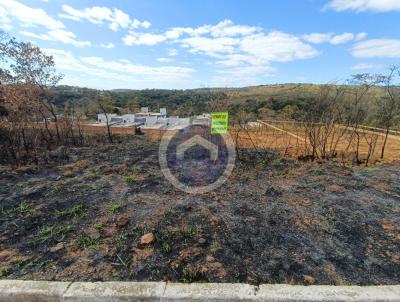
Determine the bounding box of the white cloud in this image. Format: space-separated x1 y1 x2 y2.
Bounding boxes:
302 33 333 44
42 48 194 89
216 54 259 66
157 57 173 62
0 7 13 31
351 63 385 70
79 56 194 79
100 42 115 49
20 29 91 47
240 32 319 63
122 19 261 47
356 32 368 41
168 49 178 56
352 39 400 58
0 1 92 48
303 32 367 45
122 32 167 46
181 36 239 57
324 0 400 12
198 19 260 38
60 5 150 31
121 20 319 87
330 33 355 45
0 0 64 31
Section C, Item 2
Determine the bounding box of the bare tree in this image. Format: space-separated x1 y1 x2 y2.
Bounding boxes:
300 84 346 160
97 94 114 144
376 66 400 159
343 74 379 164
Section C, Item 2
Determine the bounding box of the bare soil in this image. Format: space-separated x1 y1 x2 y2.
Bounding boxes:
0 135 399 285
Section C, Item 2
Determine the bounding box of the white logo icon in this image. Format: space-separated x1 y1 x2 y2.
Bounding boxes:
176 135 219 161
159 125 236 194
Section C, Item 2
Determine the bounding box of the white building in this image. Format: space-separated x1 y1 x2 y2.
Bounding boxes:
121 114 135 124
97 113 117 123
96 107 195 130
145 116 158 125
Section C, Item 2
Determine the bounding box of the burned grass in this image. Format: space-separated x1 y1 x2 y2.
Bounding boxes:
0 135 399 285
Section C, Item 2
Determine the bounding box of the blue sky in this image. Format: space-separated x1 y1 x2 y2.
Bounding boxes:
1 0 400 89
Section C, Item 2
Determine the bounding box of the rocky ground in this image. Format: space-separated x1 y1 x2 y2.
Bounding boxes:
0 135 399 285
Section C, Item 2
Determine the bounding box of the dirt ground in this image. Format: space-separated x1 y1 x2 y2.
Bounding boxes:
233 122 400 163
0 135 400 285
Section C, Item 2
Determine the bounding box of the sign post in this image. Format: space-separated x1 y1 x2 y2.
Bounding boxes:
211 112 229 134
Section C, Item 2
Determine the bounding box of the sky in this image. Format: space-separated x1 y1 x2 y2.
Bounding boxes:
1 0 400 90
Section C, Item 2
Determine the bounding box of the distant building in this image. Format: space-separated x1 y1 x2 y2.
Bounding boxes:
120 114 135 124
110 117 123 124
95 107 208 130
97 113 117 123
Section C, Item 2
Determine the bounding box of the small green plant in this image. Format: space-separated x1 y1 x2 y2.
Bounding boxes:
57 204 85 217
111 254 131 268
113 231 127 250
94 222 106 230
181 264 206 283
131 165 140 173
17 201 36 216
161 241 172 253
35 224 74 244
0 266 12 277
107 202 124 214
75 233 100 249
147 264 160 280
0 207 14 221
18 258 47 273
124 175 136 184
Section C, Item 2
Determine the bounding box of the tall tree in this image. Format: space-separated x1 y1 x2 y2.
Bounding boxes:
376 66 400 159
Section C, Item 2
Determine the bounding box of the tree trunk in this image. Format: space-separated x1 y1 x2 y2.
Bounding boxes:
380 127 390 159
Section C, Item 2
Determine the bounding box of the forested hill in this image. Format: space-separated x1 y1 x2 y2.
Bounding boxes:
53 83 336 118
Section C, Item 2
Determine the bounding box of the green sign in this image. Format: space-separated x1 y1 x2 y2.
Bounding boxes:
211 112 228 134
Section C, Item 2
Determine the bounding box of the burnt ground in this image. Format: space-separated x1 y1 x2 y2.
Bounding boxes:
0 135 399 285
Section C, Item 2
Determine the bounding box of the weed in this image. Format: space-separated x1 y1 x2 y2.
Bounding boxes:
35 224 74 244
75 233 100 249
111 254 131 268
181 264 207 283
0 201 37 222
113 231 127 250
131 164 141 173
0 267 12 277
0 207 14 221
57 204 85 217
147 264 160 280
94 222 106 230
132 224 143 233
320 209 338 234
124 175 136 184
107 202 124 214
17 201 36 216
18 258 48 273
